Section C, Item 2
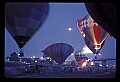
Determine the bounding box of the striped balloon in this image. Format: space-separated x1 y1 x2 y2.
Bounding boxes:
84 36 105 54
41 43 74 64
77 15 109 52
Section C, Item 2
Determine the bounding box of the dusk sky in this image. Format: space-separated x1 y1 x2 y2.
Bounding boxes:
5 3 116 64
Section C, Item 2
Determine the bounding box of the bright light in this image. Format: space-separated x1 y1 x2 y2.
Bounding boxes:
26 63 30 64
67 27 72 31
33 56 35 58
40 57 43 60
35 60 37 62
83 34 85 37
98 53 101 55
99 64 102 66
83 45 93 54
18 54 20 56
90 62 94 65
46 57 49 59
71 53 74 55
81 59 90 67
82 61 87 67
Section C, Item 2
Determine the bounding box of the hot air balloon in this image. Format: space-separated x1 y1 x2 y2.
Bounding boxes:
5 2 49 57
84 36 105 54
85 3 116 38
76 15 109 56
74 50 88 67
41 43 74 64
76 18 85 38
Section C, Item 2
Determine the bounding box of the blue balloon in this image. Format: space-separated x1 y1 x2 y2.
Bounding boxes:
41 43 74 64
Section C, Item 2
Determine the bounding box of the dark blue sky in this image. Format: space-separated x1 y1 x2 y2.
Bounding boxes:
5 3 116 64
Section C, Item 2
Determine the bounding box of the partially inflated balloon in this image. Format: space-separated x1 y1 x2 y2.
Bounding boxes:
5 2 49 48
41 43 74 64
74 51 88 67
75 56 88 64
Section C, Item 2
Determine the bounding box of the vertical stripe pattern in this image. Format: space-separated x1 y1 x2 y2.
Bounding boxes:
42 43 74 64
77 15 109 52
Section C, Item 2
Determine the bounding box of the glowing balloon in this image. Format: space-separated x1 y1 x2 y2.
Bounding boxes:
77 15 109 54
74 50 88 67
41 43 74 64
84 36 105 54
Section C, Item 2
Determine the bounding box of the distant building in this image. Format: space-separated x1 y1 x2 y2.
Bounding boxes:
19 58 32 63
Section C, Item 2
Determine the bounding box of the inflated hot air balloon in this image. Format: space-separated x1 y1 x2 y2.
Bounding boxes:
77 15 109 55
76 18 85 38
85 3 116 38
84 36 105 54
5 3 49 57
41 43 74 64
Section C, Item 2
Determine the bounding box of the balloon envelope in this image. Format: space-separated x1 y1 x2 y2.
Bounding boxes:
76 18 85 38
74 53 88 67
84 36 105 54
41 43 74 64
5 2 49 48
85 3 116 38
75 56 88 63
77 15 109 54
